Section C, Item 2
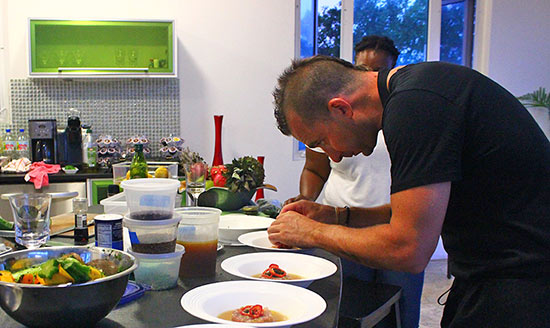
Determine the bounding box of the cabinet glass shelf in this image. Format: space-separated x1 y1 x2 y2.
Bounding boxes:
29 19 176 77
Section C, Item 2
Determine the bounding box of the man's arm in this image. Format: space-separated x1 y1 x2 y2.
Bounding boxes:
270 182 450 273
284 148 331 205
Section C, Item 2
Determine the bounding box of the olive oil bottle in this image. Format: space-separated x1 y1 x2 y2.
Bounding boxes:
129 144 148 179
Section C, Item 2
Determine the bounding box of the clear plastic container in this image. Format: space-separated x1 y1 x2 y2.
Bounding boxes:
128 244 185 290
120 178 180 219
113 162 178 185
123 214 182 254
175 207 221 278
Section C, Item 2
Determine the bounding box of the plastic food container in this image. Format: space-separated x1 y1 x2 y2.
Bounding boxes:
123 214 182 254
112 162 178 185
120 178 180 220
128 244 185 290
175 207 221 278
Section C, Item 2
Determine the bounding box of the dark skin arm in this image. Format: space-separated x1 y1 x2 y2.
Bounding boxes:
284 148 331 205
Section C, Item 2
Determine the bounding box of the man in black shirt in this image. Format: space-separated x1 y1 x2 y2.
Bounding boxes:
270 55 550 327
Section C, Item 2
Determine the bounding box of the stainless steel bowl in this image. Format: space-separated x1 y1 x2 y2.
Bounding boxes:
0 246 137 328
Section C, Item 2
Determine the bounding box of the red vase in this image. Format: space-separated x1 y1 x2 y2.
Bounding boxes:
212 115 224 166
255 156 265 201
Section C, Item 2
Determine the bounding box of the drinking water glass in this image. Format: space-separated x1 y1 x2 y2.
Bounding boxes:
9 194 52 249
184 162 208 206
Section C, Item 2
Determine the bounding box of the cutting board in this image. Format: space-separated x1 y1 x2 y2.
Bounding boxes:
50 213 97 236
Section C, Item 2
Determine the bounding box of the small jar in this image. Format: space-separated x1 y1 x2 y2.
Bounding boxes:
72 198 89 245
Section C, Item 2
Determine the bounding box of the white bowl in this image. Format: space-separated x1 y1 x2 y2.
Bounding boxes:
181 280 326 327
62 167 79 174
237 231 313 253
218 214 275 244
221 252 337 288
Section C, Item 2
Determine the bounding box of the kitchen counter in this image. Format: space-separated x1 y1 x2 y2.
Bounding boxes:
0 167 112 184
0 242 342 328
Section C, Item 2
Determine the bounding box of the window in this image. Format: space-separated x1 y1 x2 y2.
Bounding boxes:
294 0 475 160
300 0 475 64
440 0 475 66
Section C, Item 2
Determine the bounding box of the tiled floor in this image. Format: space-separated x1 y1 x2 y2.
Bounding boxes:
419 259 454 328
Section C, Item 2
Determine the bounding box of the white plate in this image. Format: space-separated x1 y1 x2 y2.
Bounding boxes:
221 252 337 288
237 231 312 253
181 280 326 327
175 325 243 328
62 168 79 174
218 214 275 244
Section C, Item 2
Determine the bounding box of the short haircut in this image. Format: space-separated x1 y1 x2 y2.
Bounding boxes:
273 55 363 136
354 35 400 65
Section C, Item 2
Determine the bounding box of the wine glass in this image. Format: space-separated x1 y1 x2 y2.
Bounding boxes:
9 194 52 249
184 162 208 206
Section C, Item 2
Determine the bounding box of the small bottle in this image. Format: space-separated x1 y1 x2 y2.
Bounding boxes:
3 129 16 158
16 129 30 159
85 129 97 168
82 126 92 166
87 146 97 168
129 143 148 179
73 198 89 245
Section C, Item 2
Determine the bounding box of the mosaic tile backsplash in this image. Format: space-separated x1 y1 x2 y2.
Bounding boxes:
2 78 180 158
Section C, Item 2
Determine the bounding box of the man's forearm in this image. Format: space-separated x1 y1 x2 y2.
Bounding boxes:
334 204 391 227
298 168 327 201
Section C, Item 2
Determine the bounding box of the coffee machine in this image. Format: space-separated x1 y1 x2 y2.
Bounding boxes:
57 115 83 166
29 119 57 164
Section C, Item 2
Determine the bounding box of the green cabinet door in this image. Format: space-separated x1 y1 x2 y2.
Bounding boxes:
29 19 176 77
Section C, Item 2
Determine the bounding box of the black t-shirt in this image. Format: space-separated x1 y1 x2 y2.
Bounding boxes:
378 62 550 280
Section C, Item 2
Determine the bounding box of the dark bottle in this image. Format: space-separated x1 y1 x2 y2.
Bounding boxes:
129 144 148 179
73 198 89 245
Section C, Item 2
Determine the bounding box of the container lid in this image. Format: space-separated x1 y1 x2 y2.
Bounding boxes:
175 207 221 224
120 178 180 191
123 214 182 227
95 214 123 221
128 243 185 260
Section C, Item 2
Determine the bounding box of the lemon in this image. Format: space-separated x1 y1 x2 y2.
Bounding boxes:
154 166 169 178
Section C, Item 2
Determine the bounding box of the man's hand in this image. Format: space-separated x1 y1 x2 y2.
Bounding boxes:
267 210 323 249
283 194 310 206
281 200 337 224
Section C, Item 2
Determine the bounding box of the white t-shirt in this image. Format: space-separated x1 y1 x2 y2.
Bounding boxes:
320 131 391 208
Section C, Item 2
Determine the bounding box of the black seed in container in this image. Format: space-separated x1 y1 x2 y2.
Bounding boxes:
132 240 177 254
130 210 173 221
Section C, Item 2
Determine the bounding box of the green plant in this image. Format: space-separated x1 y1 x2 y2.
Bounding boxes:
223 156 265 193
179 147 204 165
518 87 550 110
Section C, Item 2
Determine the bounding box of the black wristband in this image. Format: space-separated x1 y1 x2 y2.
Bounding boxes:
344 206 350 226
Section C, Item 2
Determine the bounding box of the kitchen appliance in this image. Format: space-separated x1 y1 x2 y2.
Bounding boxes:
57 115 83 166
28 119 57 164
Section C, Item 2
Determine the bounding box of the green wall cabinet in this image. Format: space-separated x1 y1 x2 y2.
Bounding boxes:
29 19 176 78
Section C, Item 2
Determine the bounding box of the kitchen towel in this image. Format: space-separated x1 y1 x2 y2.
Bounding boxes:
24 162 61 189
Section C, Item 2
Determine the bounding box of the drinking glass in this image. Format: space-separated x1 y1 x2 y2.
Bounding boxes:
9 194 52 249
184 162 208 206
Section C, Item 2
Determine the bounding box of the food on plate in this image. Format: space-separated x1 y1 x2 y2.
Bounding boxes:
218 304 287 323
272 242 299 250
0 253 118 286
1 158 31 173
253 263 303 280
64 165 76 170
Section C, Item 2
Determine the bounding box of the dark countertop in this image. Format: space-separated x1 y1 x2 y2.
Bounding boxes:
0 243 342 328
0 167 113 184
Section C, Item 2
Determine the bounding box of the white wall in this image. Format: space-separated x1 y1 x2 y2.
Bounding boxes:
3 0 303 201
474 0 550 139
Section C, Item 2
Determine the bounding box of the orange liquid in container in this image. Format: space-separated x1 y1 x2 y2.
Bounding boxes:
177 240 218 278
